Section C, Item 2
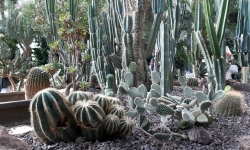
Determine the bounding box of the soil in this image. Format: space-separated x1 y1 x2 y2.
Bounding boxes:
7 86 250 150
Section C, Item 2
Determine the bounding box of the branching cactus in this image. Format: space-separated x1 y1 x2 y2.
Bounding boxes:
25 67 50 100
29 88 79 144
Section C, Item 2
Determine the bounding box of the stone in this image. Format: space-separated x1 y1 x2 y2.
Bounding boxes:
237 135 250 150
188 127 213 145
0 125 31 150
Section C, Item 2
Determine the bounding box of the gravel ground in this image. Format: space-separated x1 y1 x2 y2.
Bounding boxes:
9 86 250 150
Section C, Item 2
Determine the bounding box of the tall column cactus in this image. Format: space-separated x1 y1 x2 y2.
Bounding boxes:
195 0 229 90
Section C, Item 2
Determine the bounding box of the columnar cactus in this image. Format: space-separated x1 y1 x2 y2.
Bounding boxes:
25 67 50 100
29 88 79 144
242 67 250 84
105 74 116 97
215 91 245 116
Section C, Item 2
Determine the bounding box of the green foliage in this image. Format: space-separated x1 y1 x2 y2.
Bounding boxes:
174 40 189 72
33 37 49 66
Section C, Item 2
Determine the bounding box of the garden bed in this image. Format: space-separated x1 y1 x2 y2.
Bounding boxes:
4 86 249 149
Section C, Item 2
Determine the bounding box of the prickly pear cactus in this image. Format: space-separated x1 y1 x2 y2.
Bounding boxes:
25 67 50 100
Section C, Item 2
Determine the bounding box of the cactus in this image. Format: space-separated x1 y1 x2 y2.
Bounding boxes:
108 104 125 118
108 97 123 106
93 94 111 114
186 78 199 86
242 67 250 84
73 100 105 128
215 91 245 116
90 74 98 88
103 114 120 135
66 91 91 106
105 74 116 97
25 67 50 100
29 88 79 144
118 116 134 137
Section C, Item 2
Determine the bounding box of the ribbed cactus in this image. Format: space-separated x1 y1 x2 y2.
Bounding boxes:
186 78 199 86
215 91 245 116
108 97 123 106
93 94 111 114
108 104 125 118
66 91 91 106
105 74 116 97
118 116 134 137
89 74 98 88
29 88 79 144
73 100 105 128
25 67 50 100
242 67 250 84
103 114 120 135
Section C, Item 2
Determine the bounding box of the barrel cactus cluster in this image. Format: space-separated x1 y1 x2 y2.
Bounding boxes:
29 88 134 144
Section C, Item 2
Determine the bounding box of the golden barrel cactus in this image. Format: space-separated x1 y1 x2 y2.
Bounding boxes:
25 67 50 99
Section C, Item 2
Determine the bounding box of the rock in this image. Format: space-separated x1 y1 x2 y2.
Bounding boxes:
188 127 213 145
237 135 250 150
0 125 31 150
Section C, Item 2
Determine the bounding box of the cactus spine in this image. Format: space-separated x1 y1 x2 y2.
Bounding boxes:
25 67 50 100
215 91 245 116
29 88 79 144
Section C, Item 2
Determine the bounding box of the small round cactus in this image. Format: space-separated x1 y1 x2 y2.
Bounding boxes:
108 97 123 106
93 94 111 114
73 100 105 128
118 116 134 137
186 78 199 86
103 114 120 135
108 104 125 118
25 67 50 99
66 91 90 106
214 91 245 117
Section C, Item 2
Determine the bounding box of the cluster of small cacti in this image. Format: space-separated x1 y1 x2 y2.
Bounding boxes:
29 88 134 144
25 67 50 99
214 90 245 117
186 78 199 86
